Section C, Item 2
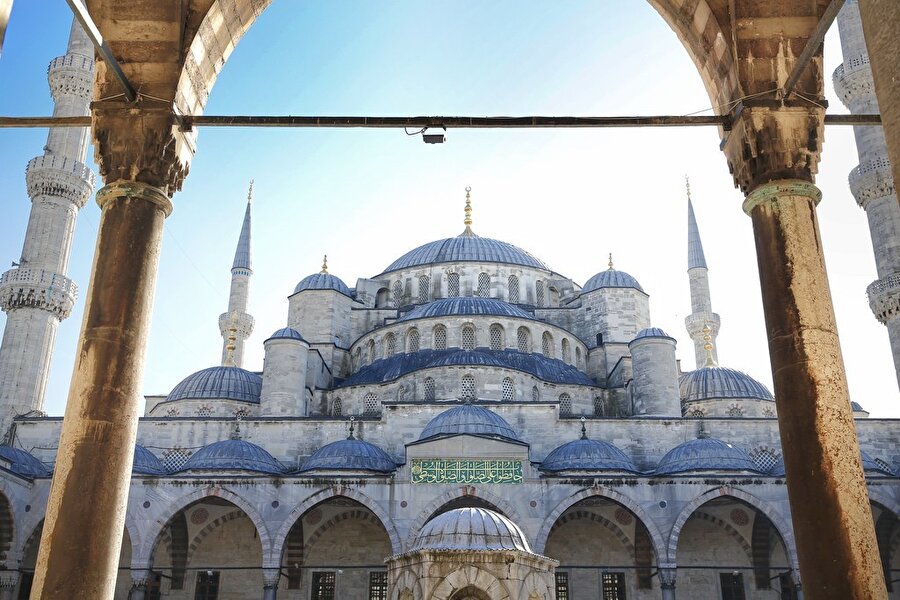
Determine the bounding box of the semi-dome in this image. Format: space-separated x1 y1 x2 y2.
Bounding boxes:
179 439 284 474
632 327 674 341
540 437 639 473
679 366 774 402
411 507 532 552
381 235 548 274
293 272 352 297
298 437 397 474
582 268 644 294
133 444 166 475
770 451 895 477
654 438 759 475
266 327 306 342
0 446 49 478
168 366 262 404
398 297 535 322
418 405 520 443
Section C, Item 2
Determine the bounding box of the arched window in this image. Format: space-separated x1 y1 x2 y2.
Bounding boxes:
448 272 460 298
536 280 545 307
406 328 420 353
542 331 554 357
461 325 476 351
561 338 571 363
392 280 403 306
366 339 375 364
418 275 430 303
477 272 491 297
433 325 447 350
489 324 504 351
502 377 514 401
363 392 379 415
424 377 436 401
727 403 745 417
332 398 343 416
576 347 583 368
517 327 531 353
508 275 520 303
531 386 540 402
461 375 476 400
352 348 361 370
593 396 604 416
559 393 572 416
384 332 396 356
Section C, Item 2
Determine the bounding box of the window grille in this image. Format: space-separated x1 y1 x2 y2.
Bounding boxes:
461 325 476 351
555 572 569 600
559 393 572 416
162 447 192 472
448 272 460 298
166 407 180 417
418 275 430 303
490 324 504 350
363 393 379 416
688 407 705 418
477 272 490 297
461 375 476 400
719 572 746 600
407 329 420 353
332 398 343 417
194 571 220 600
384 333 396 356
602 572 626 600
369 572 388 600
233 408 250 419
532 386 540 402
593 396 605 416
367 340 375 364
392 281 403 306
424 377 436 401
433 325 447 350
542 332 554 357
311 572 336 600
517 327 531 353
195 405 213 417
561 338 571 363
751 448 779 472
727 403 745 417
502 377 514 401
875 458 894 474
508 275 520 303
536 280 545 306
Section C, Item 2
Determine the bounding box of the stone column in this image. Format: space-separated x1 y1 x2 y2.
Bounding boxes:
128 569 150 600
262 568 280 600
742 180 886 598
659 567 676 600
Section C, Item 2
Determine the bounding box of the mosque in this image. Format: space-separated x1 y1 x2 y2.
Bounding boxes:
0 4 898 600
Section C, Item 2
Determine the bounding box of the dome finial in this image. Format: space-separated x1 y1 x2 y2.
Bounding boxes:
231 411 243 440
321 254 328 274
702 323 718 367
460 186 477 237
247 179 254 204
580 416 588 440
685 174 691 201
697 420 710 439
348 415 356 440
608 253 614 270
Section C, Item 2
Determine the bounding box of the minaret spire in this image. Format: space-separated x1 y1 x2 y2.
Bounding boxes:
219 182 256 368
320 254 328 274
459 186 477 238
682 179 721 369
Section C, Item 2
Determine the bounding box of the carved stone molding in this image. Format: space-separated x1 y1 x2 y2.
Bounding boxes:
742 180 822 216
659 567 677 589
833 56 876 109
26 155 95 209
849 159 895 209
0 268 77 318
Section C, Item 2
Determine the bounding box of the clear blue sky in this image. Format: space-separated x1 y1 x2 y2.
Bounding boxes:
1 1 897 417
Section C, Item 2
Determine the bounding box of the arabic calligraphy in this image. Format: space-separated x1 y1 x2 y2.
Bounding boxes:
410 459 523 484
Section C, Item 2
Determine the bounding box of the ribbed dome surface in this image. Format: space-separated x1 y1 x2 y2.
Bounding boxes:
419 405 520 442
540 438 639 473
180 439 284 474
293 272 352 296
133 445 166 475
168 366 262 403
382 236 548 274
679 367 774 402
654 438 758 475
582 269 644 293
411 507 532 552
299 438 397 473
0 446 49 478
632 327 674 341
398 298 535 322
266 327 306 342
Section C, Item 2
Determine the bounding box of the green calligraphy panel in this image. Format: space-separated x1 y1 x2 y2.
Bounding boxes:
410 459 523 484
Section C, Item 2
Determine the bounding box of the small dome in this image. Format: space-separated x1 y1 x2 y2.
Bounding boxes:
168 366 262 404
419 405 520 443
632 327 674 341
298 437 396 473
679 366 773 402
398 298 535 322
266 327 306 342
654 438 758 475
382 236 548 274
411 507 532 552
770 451 895 477
0 446 49 478
293 272 352 297
540 438 639 473
582 269 644 294
851 401 867 413
180 439 283 474
133 445 166 475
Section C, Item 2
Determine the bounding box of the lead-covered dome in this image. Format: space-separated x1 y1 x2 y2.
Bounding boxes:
679 366 774 402
398 298 535 322
180 439 284 474
168 366 262 403
133 445 166 475
411 507 532 552
582 268 644 294
540 437 639 473
0 446 49 478
653 438 758 475
298 437 397 474
381 235 548 274
418 405 520 443
266 327 306 342
293 272 352 297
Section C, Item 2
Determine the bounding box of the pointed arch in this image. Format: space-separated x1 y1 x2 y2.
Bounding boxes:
430 566 510 600
405 488 525 549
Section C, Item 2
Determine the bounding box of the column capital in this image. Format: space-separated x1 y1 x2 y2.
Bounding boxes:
658 566 677 589
262 567 281 589
96 181 173 217
742 180 822 216
0 571 19 590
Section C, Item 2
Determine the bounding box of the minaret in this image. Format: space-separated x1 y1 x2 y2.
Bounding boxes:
683 178 721 368
218 182 255 368
835 1 900 389
0 19 95 424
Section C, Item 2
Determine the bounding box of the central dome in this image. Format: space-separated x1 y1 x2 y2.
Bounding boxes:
381 235 548 274
411 507 532 552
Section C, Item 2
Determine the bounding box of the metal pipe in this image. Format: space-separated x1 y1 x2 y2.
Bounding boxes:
782 0 846 98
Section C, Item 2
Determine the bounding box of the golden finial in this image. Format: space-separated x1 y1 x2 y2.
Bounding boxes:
464 186 473 227
321 254 328 274
608 253 614 270
702 323 717 367
247 179 254 203
224 321 238 367
685 175 691 200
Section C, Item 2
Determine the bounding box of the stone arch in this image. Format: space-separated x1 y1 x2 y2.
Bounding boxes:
869 489 900 520
666 486 797 569
515 571 555 600
0 489 15 565
534 487 665 559
546 509 636 555
430 566 510 600
689 510 754 562
184 508 247 566
301 508 387 561
390 567 425 600
406 488 525 550
271 487 401 563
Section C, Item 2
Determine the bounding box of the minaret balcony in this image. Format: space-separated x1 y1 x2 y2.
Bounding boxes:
833 56 876 109
47 53 94 101
25 155 95 208
684 312 720 338
0 268 77 318
867 274 900 324
218 311 255 338
849 158 894 209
